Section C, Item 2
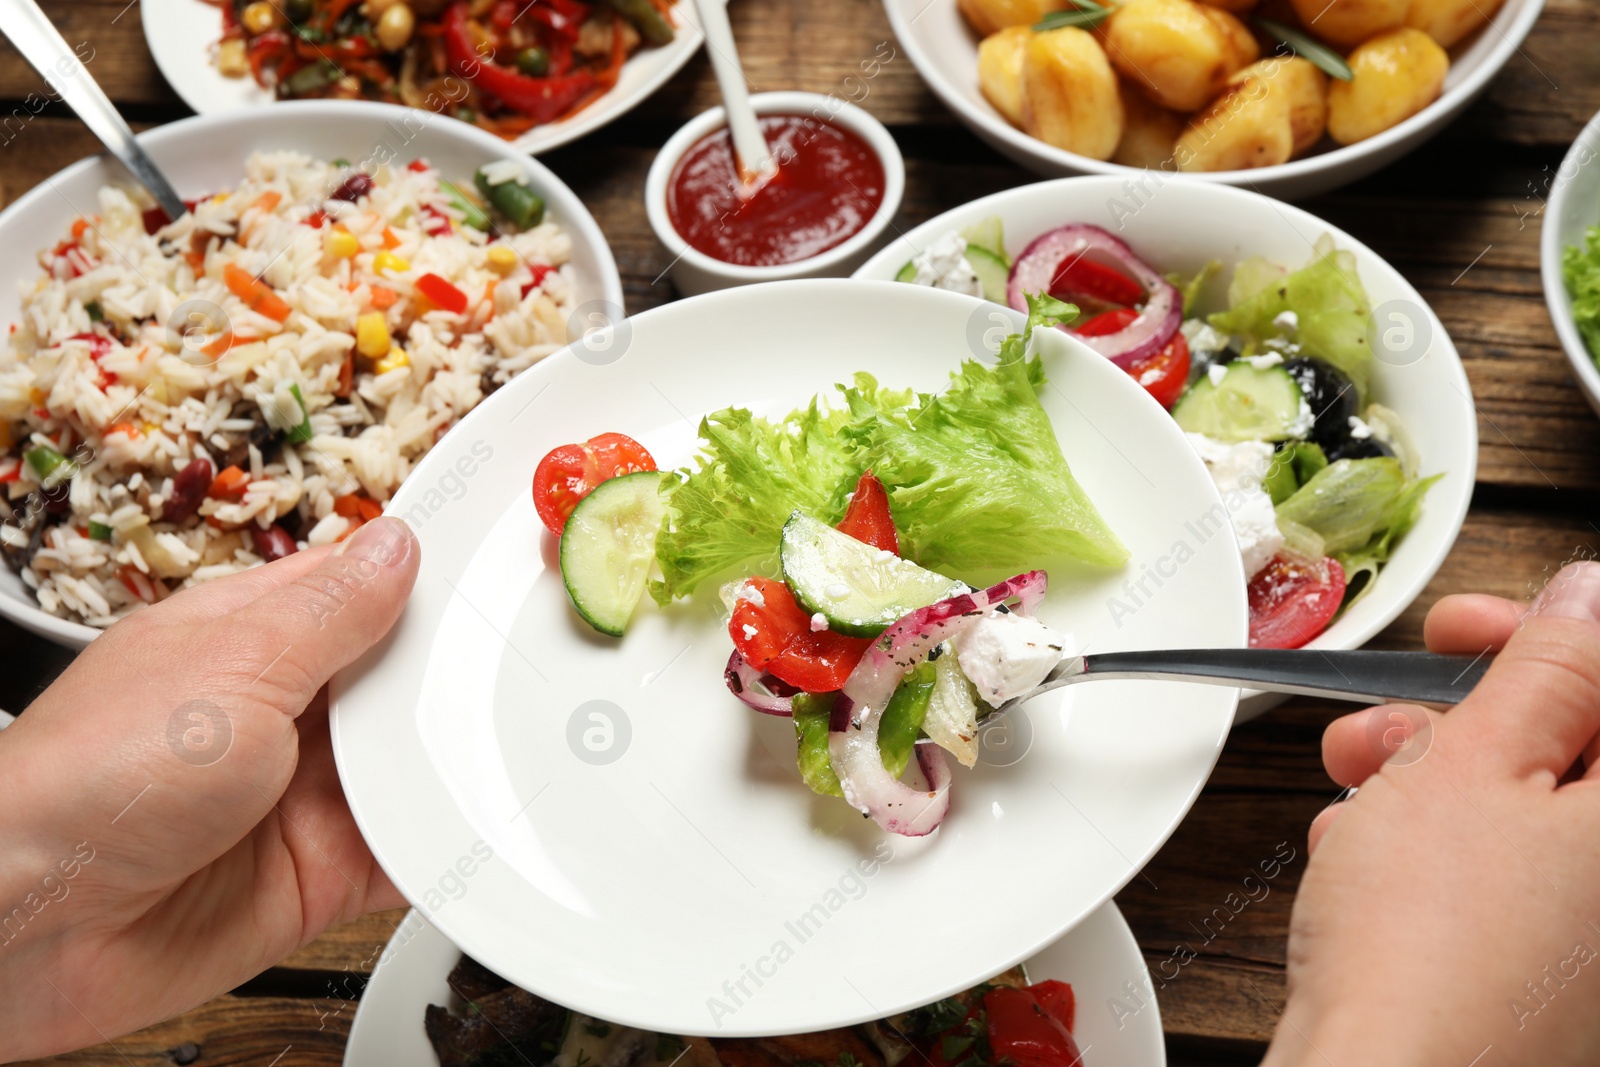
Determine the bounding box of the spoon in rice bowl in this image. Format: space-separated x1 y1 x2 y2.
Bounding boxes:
0 0 186 221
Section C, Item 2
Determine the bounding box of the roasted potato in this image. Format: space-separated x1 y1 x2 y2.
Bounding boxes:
1231 56 1327 155
958 0 1066 36
1196 0 1260 14
1326 27 1447 144
1113 80 1185 167
1405 0 1505 47
1174 71 1293 171
1201 6 1261 69
1102 0 1252 111
978 26 1032 127
1021 26 1125 159
1287 0 1406 47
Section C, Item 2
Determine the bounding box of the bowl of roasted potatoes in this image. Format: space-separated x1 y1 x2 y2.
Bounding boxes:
884 0 1544 198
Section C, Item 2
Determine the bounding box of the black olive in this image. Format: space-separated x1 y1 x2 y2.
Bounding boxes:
1325 435 1395 463
1283 357 1357 450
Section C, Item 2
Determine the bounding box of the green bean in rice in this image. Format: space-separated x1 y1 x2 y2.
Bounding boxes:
0 150 577 628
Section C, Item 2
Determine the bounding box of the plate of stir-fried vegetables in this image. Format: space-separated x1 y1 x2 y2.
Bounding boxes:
143 0 700 152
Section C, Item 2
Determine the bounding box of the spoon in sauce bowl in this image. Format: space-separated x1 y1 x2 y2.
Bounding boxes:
691 0 775 188
0 0 187 221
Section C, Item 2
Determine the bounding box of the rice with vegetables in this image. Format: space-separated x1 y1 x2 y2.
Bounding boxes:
0 151 578 628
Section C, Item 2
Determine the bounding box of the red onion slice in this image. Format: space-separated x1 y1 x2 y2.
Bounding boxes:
1007 224 1181 368
724 651 796 717
828 571 1047 836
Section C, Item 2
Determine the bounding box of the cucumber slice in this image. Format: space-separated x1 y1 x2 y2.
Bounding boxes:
559 471 666 636
894 260 917 283
779 511 963 637
1173 362 1307 443
965 244 1010 304
958 216 1006 261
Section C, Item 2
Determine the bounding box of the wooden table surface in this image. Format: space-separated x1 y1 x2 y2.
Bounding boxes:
5 0 1600 1063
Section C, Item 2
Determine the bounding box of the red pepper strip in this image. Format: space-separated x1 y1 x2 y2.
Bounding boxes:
247 30 289 85
490 0 518 31
836 471 898 555
416 272 469 314
442 1 595 123
519 263 556 297
67 333 112 360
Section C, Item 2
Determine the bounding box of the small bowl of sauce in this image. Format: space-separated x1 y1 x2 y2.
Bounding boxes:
647 92 905 296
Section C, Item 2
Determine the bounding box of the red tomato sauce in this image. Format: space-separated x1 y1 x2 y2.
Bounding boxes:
666 114 885 267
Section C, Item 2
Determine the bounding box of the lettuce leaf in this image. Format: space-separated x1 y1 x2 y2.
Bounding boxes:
650 294 1125 601
840 295 1127 574
1274 457 1439 559
1563 223 1600 363
1209 236 1374 399
650 377 914 604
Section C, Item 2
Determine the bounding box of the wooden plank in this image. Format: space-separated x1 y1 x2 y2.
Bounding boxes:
7 995 352 1066
275 910 407 972
0 0 180 108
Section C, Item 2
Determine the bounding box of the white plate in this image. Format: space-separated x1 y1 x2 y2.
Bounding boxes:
884 0 1545 200
853 178 1477 720
1540 107 1600 422
141 0 702 156
331 277 1243 1036
0 101 624 649
344 902 1165 1066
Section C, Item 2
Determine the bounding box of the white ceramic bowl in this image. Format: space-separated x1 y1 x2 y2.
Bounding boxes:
884 0 1545 200
0 101 624 650
332 278 1245 1035
342 902 1166 1065
141 0 703 157
645 91 906 295
1540 108 1600 421
855 177 1478 721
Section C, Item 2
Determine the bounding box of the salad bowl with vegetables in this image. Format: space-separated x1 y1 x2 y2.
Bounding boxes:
143 0 703 156
856 176 1476 720
332 278 1244 1036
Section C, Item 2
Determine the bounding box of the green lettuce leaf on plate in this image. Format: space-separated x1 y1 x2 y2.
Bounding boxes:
1563 223 1600 363
651 377 915 604
1209 236 1374 399
651 293 1126 601
840 294 1128 575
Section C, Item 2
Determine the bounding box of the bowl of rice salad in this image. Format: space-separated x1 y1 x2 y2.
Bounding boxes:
0 101 622 648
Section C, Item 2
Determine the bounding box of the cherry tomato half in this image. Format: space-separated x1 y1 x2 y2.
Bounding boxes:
836 471 899 554
1126 331 1190 410
1049 257 1144 308
532 432 656 535
1248 554 1348 649
729 577 870 693
984 986 1083 1067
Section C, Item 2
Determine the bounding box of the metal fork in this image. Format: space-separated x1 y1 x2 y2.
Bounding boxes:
988 648 1491 716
